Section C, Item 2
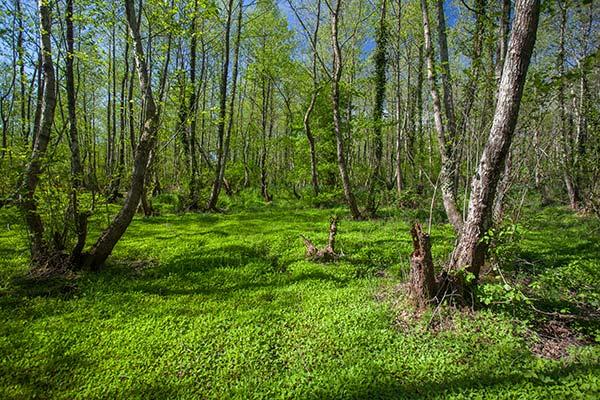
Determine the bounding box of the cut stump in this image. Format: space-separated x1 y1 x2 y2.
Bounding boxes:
408 222 437 308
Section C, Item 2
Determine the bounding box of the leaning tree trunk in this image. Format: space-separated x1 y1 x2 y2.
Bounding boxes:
420 0 463 232
447 0 540 284
83 0 159 269
21 0 57 264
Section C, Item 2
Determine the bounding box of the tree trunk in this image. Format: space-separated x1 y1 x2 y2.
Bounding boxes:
302 0 322 197
420 0 463 231
495 0 511 84
65 0 87 262
21 0 57 263
408 223 437 309
206 0 235 210
557 0 580 210
207 0 242 210
331 0 361 220
447 0 540 282
84 0 160 269
366 0 387 217
187 3 201 210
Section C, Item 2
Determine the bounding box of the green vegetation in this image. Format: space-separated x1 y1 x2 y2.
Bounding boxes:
1 200 598 399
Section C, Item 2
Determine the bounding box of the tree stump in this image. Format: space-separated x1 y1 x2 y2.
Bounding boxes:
408 222 437 308
301 217 340 262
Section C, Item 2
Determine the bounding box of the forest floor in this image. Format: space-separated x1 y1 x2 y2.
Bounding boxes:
0 198 599 399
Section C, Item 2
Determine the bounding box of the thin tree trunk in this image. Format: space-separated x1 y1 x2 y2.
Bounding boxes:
84 0 160 269
331 0 361 220
21 0 58 263
495 0 511 84
65 0 87 261
366 0 387 217
207 0 241 210
420 0 462 231
188 1 201 209
557 0 580 210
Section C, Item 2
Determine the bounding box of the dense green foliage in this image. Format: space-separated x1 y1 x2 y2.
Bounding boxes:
1 198 598 399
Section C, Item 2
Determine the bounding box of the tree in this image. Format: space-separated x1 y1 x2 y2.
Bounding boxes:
446 0 541 289
366 0 388 217
20 0 57 264
328 0 362 220
83 0 161 269
420 0 463 231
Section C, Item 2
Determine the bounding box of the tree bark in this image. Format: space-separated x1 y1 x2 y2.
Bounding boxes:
420 0 462 231
65 0 87 262
187 2 201 209
408 223 437 309
206 0 235 210
84 0 160 269
207 0 242 210
331 0 361 220
557 0 580 210
366 0 387 217
447 0 540 281
21 0 58 263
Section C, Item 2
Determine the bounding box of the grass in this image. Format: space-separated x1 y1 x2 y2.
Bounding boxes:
0 201 599 399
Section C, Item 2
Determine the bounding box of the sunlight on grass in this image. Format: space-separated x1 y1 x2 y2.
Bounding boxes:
0 205 598 399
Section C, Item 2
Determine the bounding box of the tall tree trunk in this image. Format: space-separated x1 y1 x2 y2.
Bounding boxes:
366 0 387 217
84 0 160 269
260 78 273 203
65 0 87 261
16 0 27 144
331 0 361 220
108 32 130 202
557 0 580 210
447 0 540 282
187 1 201 209
21 0 58 263
420 0 462 231
302 0 322 196
394 0 404 198
207 0 241 210
206 0 235 210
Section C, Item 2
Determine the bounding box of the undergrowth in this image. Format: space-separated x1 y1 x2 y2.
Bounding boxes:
0 201 598 399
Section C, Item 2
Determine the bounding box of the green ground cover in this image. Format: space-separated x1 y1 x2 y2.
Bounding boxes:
0 201 599 399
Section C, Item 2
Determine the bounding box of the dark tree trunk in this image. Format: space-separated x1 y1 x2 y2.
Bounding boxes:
65 0 87 262
108 32 130 202
187 1 201 210
366 0 387 217
447 0 540 282
20 1 57 263
557 0 581 210
207 0 242 210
